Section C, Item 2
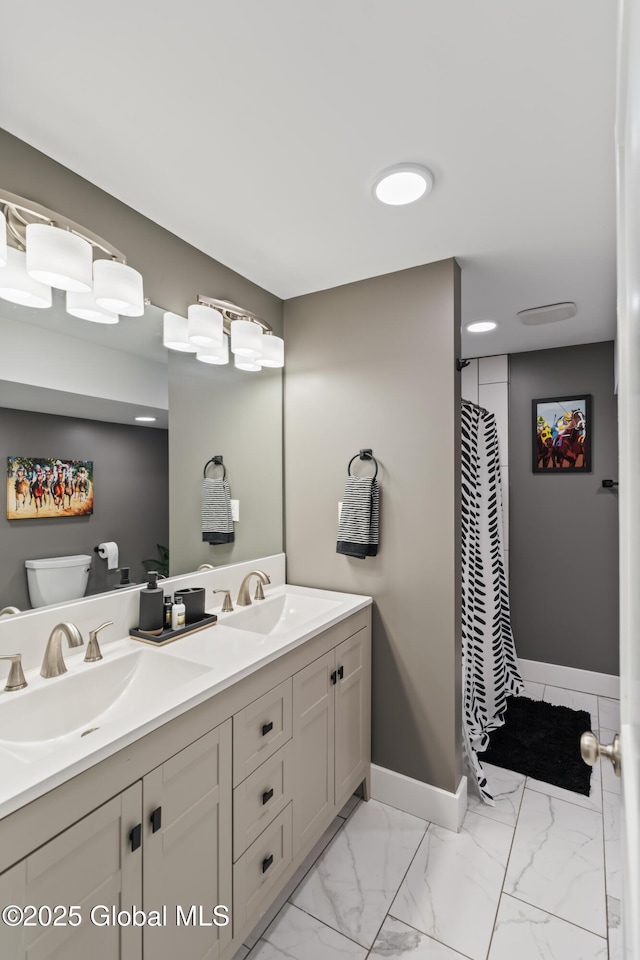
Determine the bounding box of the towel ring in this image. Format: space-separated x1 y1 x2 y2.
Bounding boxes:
203 456 226 480
347 451 378 480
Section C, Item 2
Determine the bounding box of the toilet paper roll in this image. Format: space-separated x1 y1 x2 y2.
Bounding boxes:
97 541 119 570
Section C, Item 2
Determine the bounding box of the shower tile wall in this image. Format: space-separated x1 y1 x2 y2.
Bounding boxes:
461 355 510 570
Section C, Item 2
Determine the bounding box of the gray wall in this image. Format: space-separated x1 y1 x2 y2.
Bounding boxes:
283 260 462 794
0 408 168 609
509 341 619 674
0 130 284 575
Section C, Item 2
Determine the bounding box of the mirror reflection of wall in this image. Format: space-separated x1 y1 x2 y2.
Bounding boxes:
0 129 285 619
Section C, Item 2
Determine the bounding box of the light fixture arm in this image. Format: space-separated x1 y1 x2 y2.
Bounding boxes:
196 294 274 337
0 189 128 263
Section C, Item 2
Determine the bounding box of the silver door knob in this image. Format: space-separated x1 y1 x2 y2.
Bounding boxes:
580 730 621 777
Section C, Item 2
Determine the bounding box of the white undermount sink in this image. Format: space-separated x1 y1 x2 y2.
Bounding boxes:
224 592 341 636
0 649 209 745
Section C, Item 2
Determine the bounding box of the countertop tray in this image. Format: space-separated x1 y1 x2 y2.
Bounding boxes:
131 612 218 646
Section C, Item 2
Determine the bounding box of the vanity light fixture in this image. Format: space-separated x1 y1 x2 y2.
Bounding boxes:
372 163 434 206
0 188 144 320
234 355 262 372
230 319 264 359
196 336 230 365
163 312 198 352
188 303 223 346
0 247 52 308
66 289 119 324
465 319 498 333
259 334 284 368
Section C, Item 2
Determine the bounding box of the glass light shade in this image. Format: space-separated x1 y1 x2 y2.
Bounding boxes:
0 247 52 308
26 223 93 292
163 312 197 352
0 210 7 267
66 290 119 324
259 335 284 368
372 164 434 206
188 304 223 346
196 336 229 365
93 259 144 317
234 355 261 372
230 319 263 359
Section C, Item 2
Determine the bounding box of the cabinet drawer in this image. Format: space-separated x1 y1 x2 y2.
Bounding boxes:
233 679 292 786
233 741 292 860
233 803 292 933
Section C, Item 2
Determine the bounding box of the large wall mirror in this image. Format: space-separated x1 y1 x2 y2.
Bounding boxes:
0 223 284 617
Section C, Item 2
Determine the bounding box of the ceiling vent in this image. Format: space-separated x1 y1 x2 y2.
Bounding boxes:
517 302 577 325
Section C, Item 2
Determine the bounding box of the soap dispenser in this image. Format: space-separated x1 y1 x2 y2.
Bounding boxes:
139 571 164 634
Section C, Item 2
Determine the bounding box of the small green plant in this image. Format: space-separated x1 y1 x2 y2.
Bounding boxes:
142 544 169 577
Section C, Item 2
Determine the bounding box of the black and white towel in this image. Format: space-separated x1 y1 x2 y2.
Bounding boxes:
201 477 234 544
336 476 380 559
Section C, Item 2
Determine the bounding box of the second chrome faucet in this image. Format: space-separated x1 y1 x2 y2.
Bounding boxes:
236 570 271 606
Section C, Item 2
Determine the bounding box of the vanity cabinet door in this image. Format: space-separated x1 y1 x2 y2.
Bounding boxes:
0 783 142 960
334 627 371 805
142 720 232 960
292 650 335 857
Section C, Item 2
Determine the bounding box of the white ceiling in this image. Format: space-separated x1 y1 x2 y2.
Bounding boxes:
0 0 618 358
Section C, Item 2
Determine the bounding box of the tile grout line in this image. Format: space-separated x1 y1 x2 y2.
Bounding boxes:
505 892 609 943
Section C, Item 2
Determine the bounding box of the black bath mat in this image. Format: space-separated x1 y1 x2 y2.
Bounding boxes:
481 696 592 796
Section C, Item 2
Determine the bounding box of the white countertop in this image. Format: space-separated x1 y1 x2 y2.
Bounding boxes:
0 584 371 820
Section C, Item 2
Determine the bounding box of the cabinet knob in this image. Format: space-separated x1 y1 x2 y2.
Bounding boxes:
262 788 274 805
150 807 162 833
262 854 274 873
130 823 142 852
262 721 274 736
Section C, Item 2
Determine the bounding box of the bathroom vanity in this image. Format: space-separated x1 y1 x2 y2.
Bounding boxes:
0 574 371 960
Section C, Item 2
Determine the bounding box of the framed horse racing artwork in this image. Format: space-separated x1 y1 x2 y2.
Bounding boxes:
532 396 592 472
7 457 94 519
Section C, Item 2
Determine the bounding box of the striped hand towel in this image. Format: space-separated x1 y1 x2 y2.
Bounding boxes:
336 476 380 559
201 477 235 544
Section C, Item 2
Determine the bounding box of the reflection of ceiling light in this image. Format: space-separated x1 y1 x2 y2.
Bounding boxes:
260 335 284 368
163 312 198 352
26 223 93 292
465 319 498 333
188 303 223 346
135 416 156 422
231 319 264 359
196 337 229 365
372 163 434 205
66 289 118 324
0 247 52 308
93 259 144 317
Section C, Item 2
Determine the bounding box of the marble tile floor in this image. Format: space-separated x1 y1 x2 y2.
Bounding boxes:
232 686 621 960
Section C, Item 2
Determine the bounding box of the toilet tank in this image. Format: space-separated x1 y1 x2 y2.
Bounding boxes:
25 554 92 608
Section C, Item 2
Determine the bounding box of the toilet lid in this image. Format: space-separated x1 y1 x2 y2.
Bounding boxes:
25 555 92 569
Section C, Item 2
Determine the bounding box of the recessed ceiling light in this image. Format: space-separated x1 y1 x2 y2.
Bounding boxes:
135 416 156 422
465 319 498 334
372 164 434 206
517 302 577 325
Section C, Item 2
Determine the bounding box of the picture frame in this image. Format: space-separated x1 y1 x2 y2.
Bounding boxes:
532 395 592 473
7 457 94 519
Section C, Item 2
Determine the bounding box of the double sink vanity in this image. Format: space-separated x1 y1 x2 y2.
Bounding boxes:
0 556 372 960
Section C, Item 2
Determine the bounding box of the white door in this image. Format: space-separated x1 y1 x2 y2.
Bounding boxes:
615 1 640 956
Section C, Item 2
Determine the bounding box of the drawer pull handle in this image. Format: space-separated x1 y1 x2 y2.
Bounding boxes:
262 721 274 736
130 823 142 852
150 806 162 834
331 671 337 685
262 854 274 873
338 665 344 680
262 788 274 805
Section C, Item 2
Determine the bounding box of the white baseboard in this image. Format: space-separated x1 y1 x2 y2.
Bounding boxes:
370 764 467 833
519 658 619 699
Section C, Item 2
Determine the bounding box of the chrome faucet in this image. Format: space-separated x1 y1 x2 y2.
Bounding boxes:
84 621 113 663
212 589 234 613
236 570 271 607
0 607 21 618
40 623 84 679
0 654 27 691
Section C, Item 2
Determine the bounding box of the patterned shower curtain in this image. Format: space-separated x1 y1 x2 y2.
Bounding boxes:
461 401 524 803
